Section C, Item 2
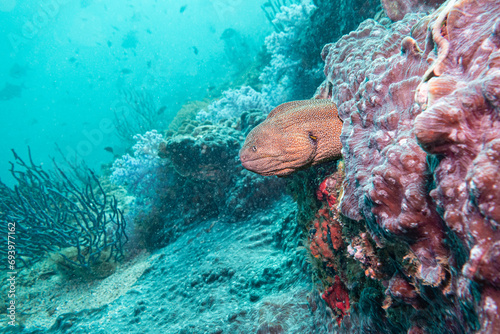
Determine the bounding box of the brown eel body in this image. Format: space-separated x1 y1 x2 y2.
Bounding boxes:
239 99 343 176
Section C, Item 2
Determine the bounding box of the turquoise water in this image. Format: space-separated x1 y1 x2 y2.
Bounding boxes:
1 1 327 332
1 1 496 333
0 0 271 185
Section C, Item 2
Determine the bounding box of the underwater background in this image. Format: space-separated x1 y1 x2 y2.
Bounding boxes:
1 0 500 333
0 0 271 185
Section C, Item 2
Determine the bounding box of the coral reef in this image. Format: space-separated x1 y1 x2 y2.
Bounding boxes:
200 0 382 125
261 0 382 106
196 86 272 125
17 199 322 333
321 12 450 286
414 0 500 331
0 150 127 273
314 0 500 332
162 112 285 218
381 0 445 21
260 1 320 106
10 1 499 333
111 130 170 202
116 111 284 248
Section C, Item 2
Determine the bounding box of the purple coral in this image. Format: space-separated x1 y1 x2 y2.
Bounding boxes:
318 1 500 331
413 2 500 330
321 14 448 285
111 130 168 200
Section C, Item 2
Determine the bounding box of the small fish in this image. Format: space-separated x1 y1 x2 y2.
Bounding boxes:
180 5 187 13
121 68 133 74
146 28 152 34
107 40 112 47
147 60 152 68
157 106 167 115
68 57 77 63
192 46 198 55
104 147 114 154
0 83 23 101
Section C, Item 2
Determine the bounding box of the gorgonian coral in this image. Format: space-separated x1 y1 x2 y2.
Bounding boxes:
0 150 127 273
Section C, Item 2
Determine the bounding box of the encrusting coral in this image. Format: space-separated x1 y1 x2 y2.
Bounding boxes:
380 0 445 21
309 0 500 332
322 275 350 326
320 12 451 288
413 0 500 330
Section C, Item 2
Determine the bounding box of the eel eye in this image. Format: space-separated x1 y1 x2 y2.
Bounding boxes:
309 133 317 143
251 145 257 152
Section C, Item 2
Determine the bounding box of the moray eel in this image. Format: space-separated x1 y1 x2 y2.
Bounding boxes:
239 99 343 176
